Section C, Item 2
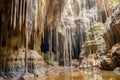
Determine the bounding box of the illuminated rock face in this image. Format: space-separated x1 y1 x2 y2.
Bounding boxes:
0 0 69 78
0 0 65 51
100 4 120 70
100 43 120 70
0 1 120 79
103 4 120 52
0 0 115 60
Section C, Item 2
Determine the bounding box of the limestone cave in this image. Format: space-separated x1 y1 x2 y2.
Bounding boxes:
0 0 120 80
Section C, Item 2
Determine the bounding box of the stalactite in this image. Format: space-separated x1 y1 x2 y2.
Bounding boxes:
11 0 14 26
37 0 41 46
66 28 69 67
19 0 22 31
102 0 108 18
30 0 38 50
41 0 46 19
21 0 26 49
64 27 67 67
42 0 46 42
67 0 74 16
37 0 45 50
0 35 1 47
38 0 46 46
41 0 46 43
56 26 59 60
77 0 81 16
68 29 72 67
48 24 53 61
24 0 29 73
34 0 38 30
22 0 25 23
51 25 53 61
13 0 17 29
42 22 45 44
63 38 66 67
16 0 19 18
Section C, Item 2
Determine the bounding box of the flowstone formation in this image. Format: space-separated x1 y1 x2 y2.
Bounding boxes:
0 49 43 78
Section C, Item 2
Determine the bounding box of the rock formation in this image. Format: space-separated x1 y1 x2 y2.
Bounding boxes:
0 0 120 79
0 49 43 78
103 3 120 52
100 43 120 70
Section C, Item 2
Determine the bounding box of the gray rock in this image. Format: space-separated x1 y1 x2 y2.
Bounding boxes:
114 67 120 75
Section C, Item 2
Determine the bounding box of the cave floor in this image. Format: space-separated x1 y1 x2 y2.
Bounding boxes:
2 67 120 80
42 69 120 80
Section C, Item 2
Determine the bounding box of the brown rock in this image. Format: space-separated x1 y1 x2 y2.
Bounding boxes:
19 72 34 80
100 57 116 70
100 43 120 70
71 59 80 67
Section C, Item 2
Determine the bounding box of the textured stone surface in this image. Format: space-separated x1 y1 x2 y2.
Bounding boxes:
100 57 116 70
100 43 120 70
0 49 43 78
103 3 120 52
114 67 120 75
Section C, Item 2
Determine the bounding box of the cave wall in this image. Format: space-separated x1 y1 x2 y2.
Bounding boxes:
103 4 120 52
0 0 118 60
0 0 66 77
0 0 65 52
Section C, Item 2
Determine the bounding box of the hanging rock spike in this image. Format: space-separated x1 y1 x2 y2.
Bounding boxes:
19 0 22 31
13 0 17 29
10 0 13 26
